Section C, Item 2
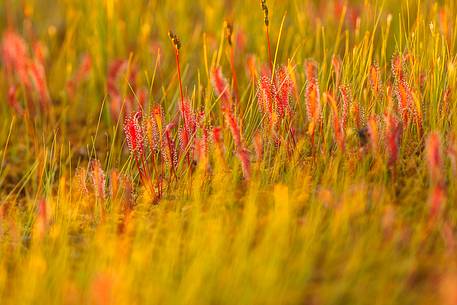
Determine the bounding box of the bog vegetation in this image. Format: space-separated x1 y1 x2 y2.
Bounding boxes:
1 0 457 304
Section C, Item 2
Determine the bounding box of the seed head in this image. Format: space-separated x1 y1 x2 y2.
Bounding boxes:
168 31 181 50
225 21 233 46
261 0 269 26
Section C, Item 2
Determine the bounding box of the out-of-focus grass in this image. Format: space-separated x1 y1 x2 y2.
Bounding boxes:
1 0 457 304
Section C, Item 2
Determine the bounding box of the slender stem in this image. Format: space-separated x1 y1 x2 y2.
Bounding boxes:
174 48 192 170
266 26 273 74
230 46 239 106
175 49 185 112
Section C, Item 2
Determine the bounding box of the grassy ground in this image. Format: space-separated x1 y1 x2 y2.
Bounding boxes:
1 0 457 304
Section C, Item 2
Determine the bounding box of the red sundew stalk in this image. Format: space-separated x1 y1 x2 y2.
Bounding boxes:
178 127 191 160
168 31 186 128
178 98 196 168
265 26 273 73
275 66 294 118
124 112 155 197
124 112 145 159
222 105 250 179
257 73 275 115
305 59 318 82
179 98 196 134
169 32 194 169
225 110 242 148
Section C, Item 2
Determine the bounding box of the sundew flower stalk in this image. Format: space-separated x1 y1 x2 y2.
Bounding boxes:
124 111 156 199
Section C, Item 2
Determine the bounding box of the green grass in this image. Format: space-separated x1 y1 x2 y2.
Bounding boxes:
1 0 457 304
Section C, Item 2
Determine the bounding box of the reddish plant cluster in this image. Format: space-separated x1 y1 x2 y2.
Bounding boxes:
256 66 295 150
211 66 251 179
123 99 217 199
1 30 51 115
391 54 422 131
107 8 448 207
75 160 134 226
